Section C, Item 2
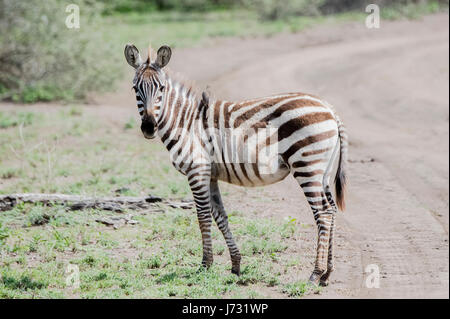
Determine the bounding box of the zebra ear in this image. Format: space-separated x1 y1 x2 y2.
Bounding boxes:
155 45 172 69
124 44 143 69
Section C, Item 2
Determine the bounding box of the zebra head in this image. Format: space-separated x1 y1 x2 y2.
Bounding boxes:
124 44 172 139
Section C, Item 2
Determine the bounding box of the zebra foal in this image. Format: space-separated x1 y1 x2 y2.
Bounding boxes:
124 44 348 286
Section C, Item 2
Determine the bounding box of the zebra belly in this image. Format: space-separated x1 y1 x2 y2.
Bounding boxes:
213 160 290 187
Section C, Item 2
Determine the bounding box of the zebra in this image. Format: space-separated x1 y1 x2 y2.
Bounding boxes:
124 44 348 286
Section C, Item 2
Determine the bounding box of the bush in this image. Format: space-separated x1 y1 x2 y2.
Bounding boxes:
100 0 235 13
0 0 119 102
242 0 325 20
243 0 448 20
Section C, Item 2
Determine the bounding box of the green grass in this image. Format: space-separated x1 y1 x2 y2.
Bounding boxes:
282 280 320 297
0 111 38 129
380 0 446 20
0 202 312 298
0 108 189 198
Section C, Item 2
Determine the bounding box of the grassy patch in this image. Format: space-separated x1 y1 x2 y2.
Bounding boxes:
0 111 37 129
381 0 447 20
0 200 309 298
0 108 189 197
282 280 320 297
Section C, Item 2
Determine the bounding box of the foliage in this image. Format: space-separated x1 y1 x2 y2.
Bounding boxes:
0 0 446 102
100 0 449 18
0 111 36 128
242 0 448 20
100 0 235 13
0 0 119 103
242 0 325 20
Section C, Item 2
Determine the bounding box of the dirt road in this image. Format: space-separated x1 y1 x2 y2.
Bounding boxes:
100 14 449 298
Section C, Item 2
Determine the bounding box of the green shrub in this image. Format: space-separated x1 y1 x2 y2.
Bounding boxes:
242 0 448 20
242 0 325 20
0 0 119 103
1 274 47 290
100 0 235 13
0 222 9 244
26 209 51 226
0 111 36 128
282 280 316 297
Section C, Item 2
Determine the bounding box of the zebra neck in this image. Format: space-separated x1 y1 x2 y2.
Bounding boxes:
157 78 203 145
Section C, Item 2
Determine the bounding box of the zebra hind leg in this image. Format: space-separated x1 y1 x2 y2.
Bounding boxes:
210 180 241 275
318 185 337 286
298 180 334 286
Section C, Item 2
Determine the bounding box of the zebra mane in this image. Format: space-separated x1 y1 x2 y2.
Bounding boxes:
165 68 214 106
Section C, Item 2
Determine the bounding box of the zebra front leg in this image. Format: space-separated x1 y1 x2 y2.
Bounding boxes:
210 180 241 275
188 166 213 269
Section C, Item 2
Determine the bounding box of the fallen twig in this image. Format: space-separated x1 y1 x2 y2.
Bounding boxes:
0 193 194 212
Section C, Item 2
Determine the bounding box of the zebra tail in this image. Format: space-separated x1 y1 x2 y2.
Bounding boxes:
335 116 348 211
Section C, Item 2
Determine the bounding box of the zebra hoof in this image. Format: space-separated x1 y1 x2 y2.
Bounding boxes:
201 258 213 269
319 270 333 286
231 268 240 276
308 272 323 286
319 279 329 287
196 266 208 274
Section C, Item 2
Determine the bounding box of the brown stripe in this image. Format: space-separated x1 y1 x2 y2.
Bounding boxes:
308 198 328 205
283 130 337 161
252 162 263 182
230 163 243 185
300 181 322 188
292 159 323 168
302 148 332 157
213 101 221 129
157 89 176 127
233 97 288 128
277 112 334 141
230 95 288 113
304 191 325 198
293 170 324 178
223 102 233 129
239 163 254 186
308 199 330 209
259 98 324 125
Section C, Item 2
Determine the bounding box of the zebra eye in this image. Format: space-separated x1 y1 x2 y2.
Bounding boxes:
160 86 165 92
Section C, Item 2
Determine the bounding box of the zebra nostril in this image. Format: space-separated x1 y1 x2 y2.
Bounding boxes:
141 115 157 139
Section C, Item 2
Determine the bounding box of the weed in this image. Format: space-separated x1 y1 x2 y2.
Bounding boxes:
282 280 320 297
1 273 47 291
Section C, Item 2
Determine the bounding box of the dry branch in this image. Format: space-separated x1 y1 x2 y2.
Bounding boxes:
0 193 194 212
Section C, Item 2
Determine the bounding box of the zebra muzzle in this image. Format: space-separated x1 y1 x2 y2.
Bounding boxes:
141 115 157 139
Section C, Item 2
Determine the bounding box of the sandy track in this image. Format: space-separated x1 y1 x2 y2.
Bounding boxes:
101 14 449 298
